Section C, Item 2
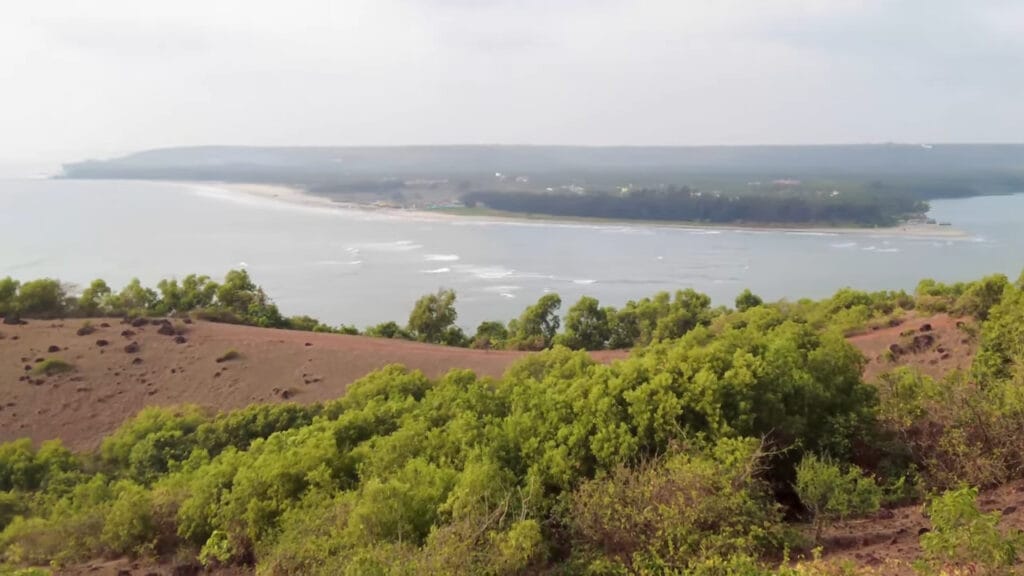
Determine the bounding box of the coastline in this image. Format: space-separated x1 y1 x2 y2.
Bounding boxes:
195 180 969 239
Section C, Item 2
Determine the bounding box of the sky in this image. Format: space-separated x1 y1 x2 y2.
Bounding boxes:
1 0 1022 172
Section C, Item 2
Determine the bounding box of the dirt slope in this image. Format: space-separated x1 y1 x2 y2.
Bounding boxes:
849 313 976 382
0 319 624 450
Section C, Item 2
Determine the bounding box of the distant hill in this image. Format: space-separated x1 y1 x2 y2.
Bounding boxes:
61 145 1024 214
62 143 1024 179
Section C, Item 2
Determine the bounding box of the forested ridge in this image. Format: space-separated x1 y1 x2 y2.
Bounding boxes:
1 271 1024 574
461 187 930 226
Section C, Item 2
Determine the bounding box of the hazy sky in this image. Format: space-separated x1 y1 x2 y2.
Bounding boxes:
2 0 1022 168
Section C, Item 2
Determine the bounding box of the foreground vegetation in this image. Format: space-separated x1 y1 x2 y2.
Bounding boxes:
2 270 1024 573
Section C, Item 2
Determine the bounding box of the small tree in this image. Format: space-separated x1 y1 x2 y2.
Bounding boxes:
407 289 458 344
735 288 764 312
559 296 611 350
794 454 881 542
917 486 1024 575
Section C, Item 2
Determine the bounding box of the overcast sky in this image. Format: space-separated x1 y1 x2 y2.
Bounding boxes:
2 0 1022 170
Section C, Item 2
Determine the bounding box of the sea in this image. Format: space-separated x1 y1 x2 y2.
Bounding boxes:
1 179 1022 329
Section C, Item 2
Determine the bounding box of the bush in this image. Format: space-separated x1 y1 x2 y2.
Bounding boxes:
15 279 66 318
31 359 74 376
569 438 786 573
917 486 1024 575
794 454 881 542
215 349 241 363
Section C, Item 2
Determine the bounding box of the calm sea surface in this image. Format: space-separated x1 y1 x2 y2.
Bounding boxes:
1 179 1022 328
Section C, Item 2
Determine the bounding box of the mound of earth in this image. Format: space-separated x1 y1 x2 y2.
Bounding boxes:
0 319 624 451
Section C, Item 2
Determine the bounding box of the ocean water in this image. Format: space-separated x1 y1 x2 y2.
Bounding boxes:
1 179 1022 329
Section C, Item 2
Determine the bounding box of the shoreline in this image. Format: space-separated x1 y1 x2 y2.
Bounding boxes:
189 180 969 238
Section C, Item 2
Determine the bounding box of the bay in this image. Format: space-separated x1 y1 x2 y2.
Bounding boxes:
1 179 1021 328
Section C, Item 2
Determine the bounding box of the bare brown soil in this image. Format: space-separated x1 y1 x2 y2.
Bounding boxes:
812 478 1024 573
0 318 624 451
849 313 976 383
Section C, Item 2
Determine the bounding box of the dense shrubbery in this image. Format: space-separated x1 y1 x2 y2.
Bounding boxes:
2 271 1024 573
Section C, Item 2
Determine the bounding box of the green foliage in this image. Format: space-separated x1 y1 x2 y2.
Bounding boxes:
794 454 882 542
736 288 764 311
365 321 414 340
470 320 508 349
507 293 562 350
917 487 1024 575
570 438 786 573
77 279 111 316
14 279 65 318
31 359 73 376
0 278 18 316
407 288 458 344
216 349 241 363
557 296 611 350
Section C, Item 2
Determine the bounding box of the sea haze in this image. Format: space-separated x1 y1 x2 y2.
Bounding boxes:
1 179 1022 329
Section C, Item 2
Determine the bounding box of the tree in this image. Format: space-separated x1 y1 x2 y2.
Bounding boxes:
115 278 158 313
470 321 508 349
16 279 66 318
78 279 112 316
407 289 458 344
794 454 881 542
735 288 763 312
508 294 562 350
0 277 19 316
558 296 610 350
216 269 284 327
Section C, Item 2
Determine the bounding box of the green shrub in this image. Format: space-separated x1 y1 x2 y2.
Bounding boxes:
794 454 881 542
570 438 787 573
916 486 1024 575
31 359 73 376
215 349 241 363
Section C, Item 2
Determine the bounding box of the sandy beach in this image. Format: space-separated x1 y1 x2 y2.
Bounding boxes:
208 181 970 239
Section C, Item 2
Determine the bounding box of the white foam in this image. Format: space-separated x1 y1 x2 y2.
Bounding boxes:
350 240 423 252
424 254 460 262
830 242 857 249
422 267 451 274
466 266 515 280
573 279 597 285
499 292 517 299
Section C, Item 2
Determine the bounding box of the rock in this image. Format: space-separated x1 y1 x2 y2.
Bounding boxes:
940 352 951 360
132 357 143 365
151 319 167 326
920 323 933 332
100 322 110 328
47 345 61 353
1004 505 1018 515
10 335 17 340
124 341 140 354
183 317 193 324
173 335 187 344
23 365 30 371
2 313 21 325
157 323 176 336
121 329 136 338
911 333 935 352
96 339 109 347
76 325 96 336
117 570 132 576
889 343 904 356
280 389 293 399
918 527 931 536
34 357 43 363
305 342 313 347
130 317 149 328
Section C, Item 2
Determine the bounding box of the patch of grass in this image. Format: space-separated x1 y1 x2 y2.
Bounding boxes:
215 349 241 363
32 358 74 376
